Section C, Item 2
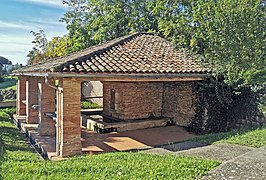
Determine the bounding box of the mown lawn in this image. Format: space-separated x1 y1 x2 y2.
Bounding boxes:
81 101 102 109
192 127 266 148
0 109 219 180
0 77 16 90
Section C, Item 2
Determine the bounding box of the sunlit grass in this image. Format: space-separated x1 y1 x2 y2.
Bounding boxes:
192 127 266 148
0 108 219 179
81 101 102 109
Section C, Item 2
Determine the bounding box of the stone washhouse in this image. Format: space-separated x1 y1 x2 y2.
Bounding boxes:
13 33 211 157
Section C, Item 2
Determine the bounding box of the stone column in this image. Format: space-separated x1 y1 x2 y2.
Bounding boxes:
16 76 27 116
38 79 56 136
57 78 82 157
26 77 39 124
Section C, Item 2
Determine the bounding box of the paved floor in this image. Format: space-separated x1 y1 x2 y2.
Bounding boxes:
141 140 265 180
202 145 266 180
82 125 195 153
141 142 255 162
174 143 255 162
21 123 195 159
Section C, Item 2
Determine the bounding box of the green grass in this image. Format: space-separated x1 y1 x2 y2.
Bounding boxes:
81 101 102 109
0 107 16 115
0 109 219 179
192 127 266 148
0 77 16 90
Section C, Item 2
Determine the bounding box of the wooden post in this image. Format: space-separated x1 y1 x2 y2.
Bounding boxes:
16 76 27 116
26 77 39 124
38 79 56 136
57 78 82 157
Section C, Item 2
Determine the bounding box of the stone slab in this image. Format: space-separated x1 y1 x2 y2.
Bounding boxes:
84 115 172 132
161 141 208 152
174 143 255 162
140 148 173 155
202 145 266 180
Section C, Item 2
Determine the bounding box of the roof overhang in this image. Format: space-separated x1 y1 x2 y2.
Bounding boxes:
12 72 210 82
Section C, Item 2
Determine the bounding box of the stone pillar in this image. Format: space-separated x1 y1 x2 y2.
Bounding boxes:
57 78 82 157
38 79 56 136
16 76 27 116
26 77 39 124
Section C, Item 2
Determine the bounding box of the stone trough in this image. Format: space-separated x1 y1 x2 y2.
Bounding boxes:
81 114 174 133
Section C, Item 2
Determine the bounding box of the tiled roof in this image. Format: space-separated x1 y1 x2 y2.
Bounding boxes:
13 33 211 75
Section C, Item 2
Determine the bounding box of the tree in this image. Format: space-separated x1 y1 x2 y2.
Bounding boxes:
159 0 265 86
29 0 265 88
45 35 71 58
27 31 71 65
61 0 188 52
27 30 48 65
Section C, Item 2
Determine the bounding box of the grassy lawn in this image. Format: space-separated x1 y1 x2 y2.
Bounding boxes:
192 127 266 148
0 109 219 180
81 101 102 109
0 77 16 90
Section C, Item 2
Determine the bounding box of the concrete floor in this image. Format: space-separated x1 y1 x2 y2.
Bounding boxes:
20 122 195 160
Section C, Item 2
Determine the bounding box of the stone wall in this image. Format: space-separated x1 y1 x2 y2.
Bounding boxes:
103 81 196 126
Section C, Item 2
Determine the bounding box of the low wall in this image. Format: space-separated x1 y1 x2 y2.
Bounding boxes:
0 101 16 108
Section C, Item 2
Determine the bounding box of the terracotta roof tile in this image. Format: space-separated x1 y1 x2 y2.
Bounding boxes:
13 33 211 75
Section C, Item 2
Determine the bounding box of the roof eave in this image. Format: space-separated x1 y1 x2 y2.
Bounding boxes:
12 72 210 81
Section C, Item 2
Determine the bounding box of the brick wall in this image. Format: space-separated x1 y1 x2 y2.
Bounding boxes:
103 81 196 126
58 78 82 157
103 82 163 120
26 77 39 124
162 82 196 126
16 76 26 115
38 80 56 136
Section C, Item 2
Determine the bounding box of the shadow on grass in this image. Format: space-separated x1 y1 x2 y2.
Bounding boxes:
0 78 16 89
0 113 35 171
0 125 32 151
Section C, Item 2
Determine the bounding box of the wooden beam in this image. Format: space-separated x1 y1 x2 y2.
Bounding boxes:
55 76 205 82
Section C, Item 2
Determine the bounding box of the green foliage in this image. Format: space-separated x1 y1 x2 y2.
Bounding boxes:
192 127 266 148
0 109 219 179
27 30 48 65
81 101 102 109
45 35 71 59
27 31 71 65
191 0 265 86
26 0 265 88
61 0 190 53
